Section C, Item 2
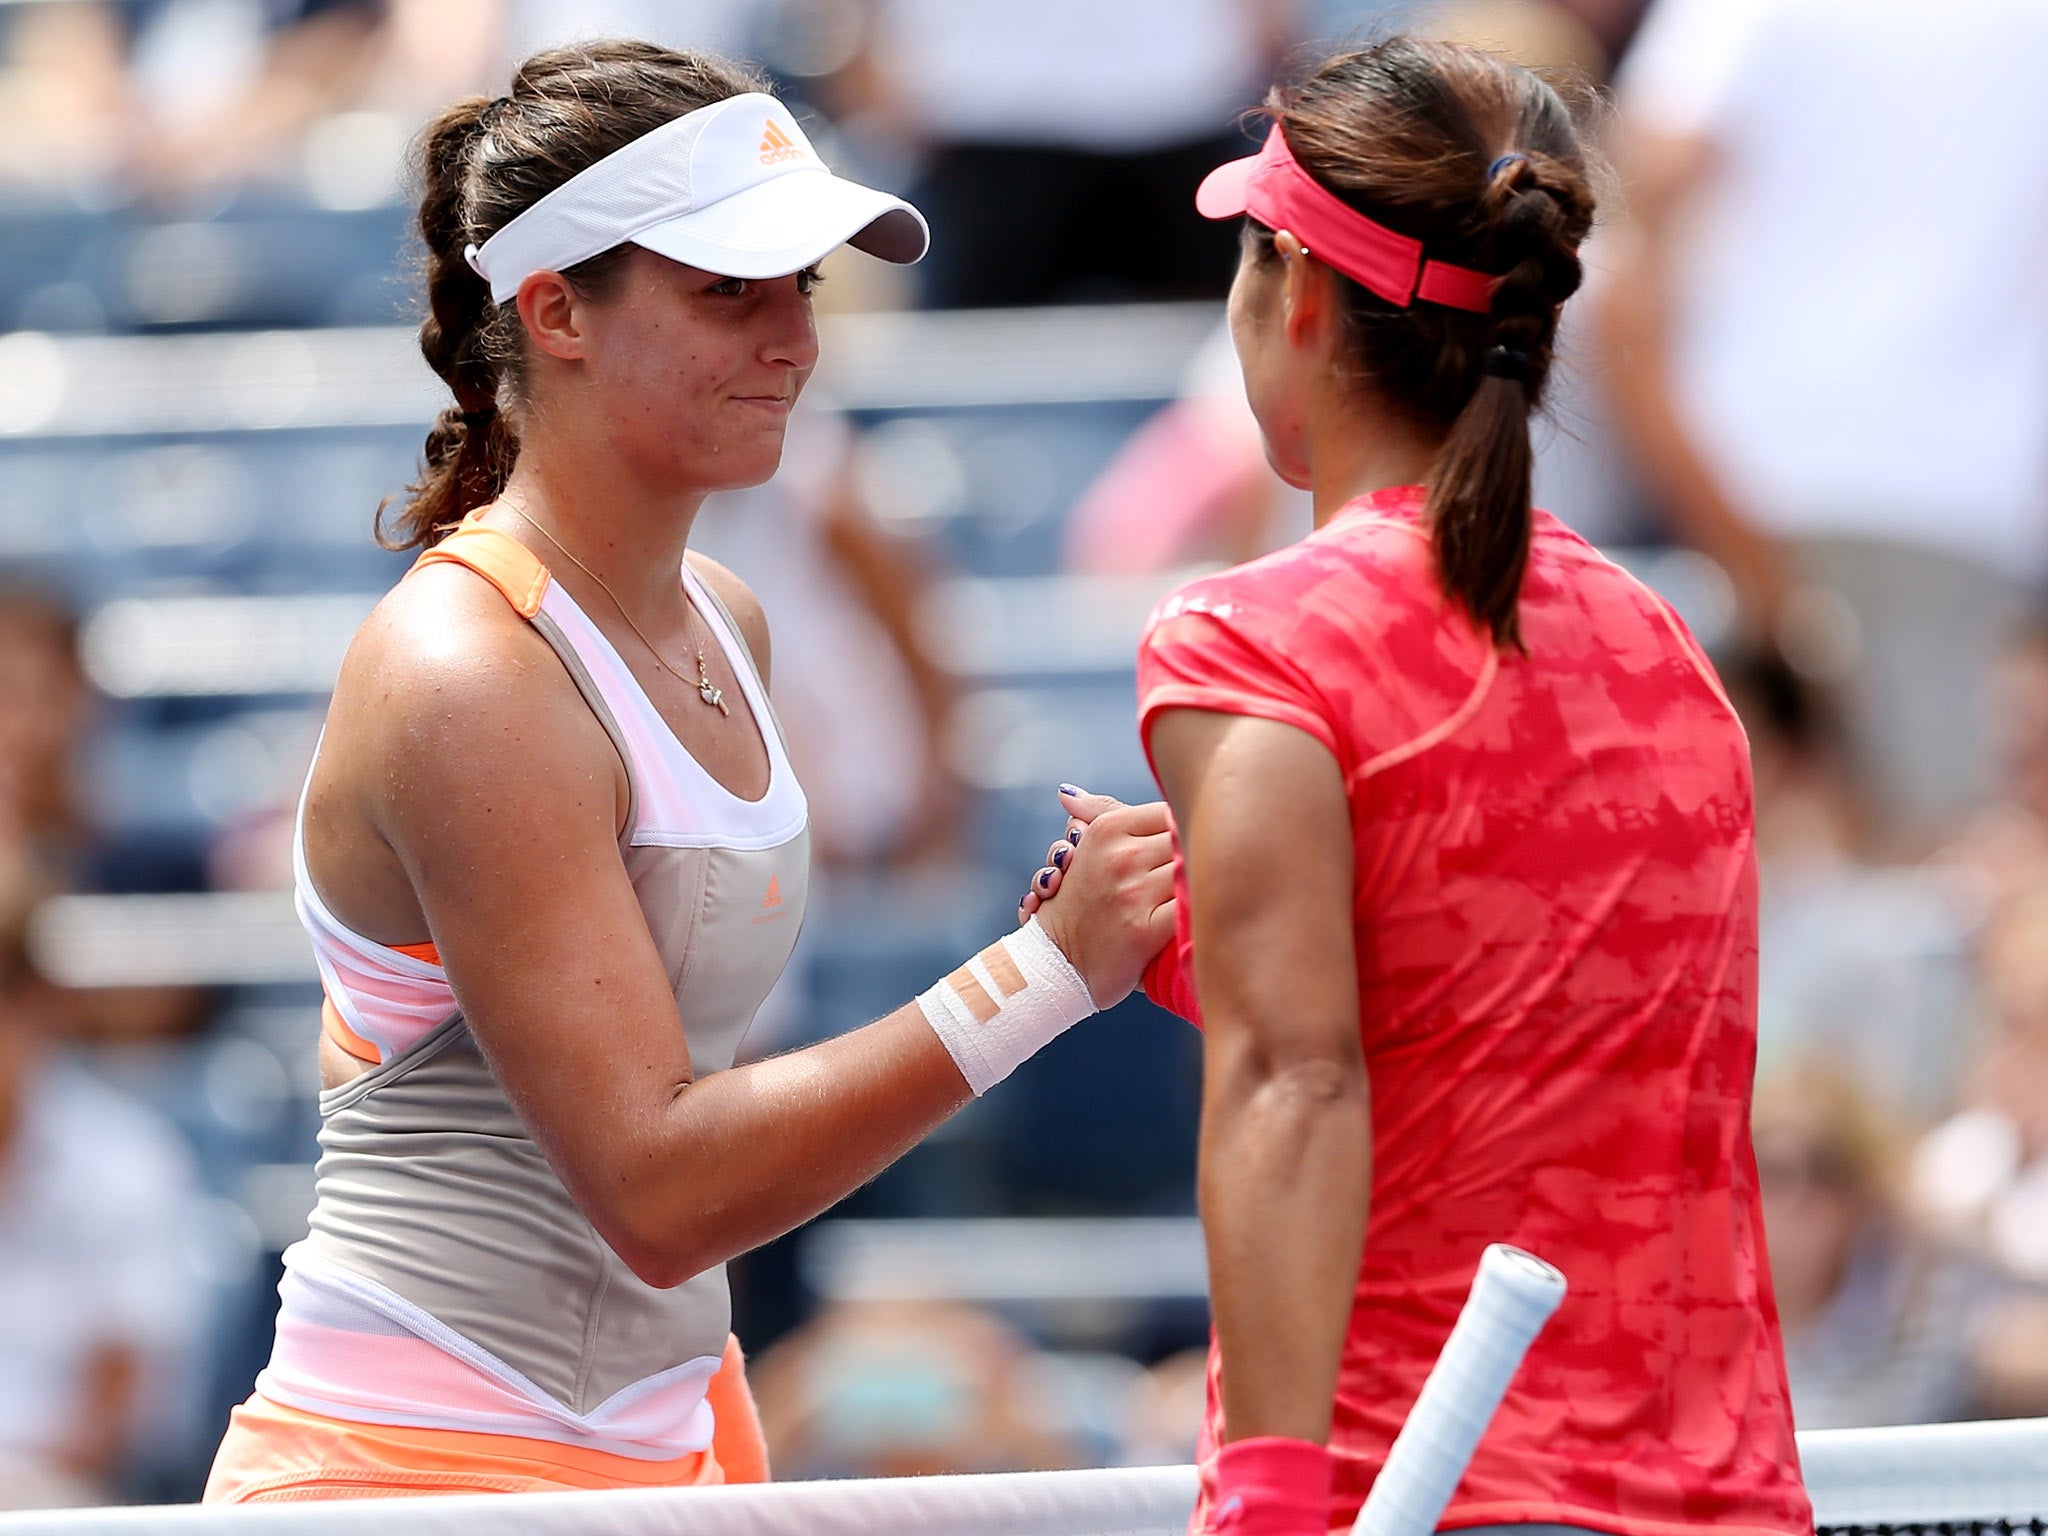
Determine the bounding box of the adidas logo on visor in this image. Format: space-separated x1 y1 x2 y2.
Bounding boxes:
759 119 804 166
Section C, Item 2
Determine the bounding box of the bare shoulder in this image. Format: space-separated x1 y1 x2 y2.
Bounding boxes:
340 562 567 721
329 563 622 821
685 550 772 686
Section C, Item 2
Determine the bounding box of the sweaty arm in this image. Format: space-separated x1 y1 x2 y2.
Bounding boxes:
352 587 1171 1290
1150 708 1366 1524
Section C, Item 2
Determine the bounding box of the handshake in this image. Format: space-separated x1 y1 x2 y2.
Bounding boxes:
912 783 1194 1100
1013 784 1184 1016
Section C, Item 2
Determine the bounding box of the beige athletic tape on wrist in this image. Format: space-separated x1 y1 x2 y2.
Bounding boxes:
916 916 1096 1095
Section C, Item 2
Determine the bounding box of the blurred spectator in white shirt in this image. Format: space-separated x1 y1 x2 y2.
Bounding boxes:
0 930 202 1509
1601 0 2048 844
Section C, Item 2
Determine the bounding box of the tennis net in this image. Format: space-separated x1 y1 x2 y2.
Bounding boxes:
0 1417 2041 1534
1801 1416 2048 1535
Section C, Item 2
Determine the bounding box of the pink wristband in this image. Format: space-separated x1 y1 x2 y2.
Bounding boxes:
1209 1436 1336 1535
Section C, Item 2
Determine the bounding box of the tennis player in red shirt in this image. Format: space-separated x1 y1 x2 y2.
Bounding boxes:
1107 36 1807 1536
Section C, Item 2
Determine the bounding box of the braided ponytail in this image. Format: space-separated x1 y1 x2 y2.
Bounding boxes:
379 95 516 550
379 42 771 551
1260 39 1597 647
1428 154 1588 647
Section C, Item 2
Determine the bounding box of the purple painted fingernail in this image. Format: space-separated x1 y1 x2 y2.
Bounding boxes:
1067 828 1083 845
1036 869 1054 891
1052 846 1068 869
1059 783 1082 798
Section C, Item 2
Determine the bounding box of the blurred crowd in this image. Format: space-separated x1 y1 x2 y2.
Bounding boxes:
2 0 2048 1508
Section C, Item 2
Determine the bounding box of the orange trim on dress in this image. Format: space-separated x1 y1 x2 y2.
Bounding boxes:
319 951 437 1062
204 1394 723 1504
320 996 380 1064
412 518 550 619
204 1335 767 1504
705 1332 770 1484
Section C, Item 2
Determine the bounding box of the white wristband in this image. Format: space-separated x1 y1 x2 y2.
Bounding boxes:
916 916 1096 1095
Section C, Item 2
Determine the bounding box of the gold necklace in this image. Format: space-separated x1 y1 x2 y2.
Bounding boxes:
503 507 731 717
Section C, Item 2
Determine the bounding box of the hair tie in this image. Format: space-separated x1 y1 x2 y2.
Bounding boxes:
459 405 497 427
1488 152 1530 180
1484 346 1534 383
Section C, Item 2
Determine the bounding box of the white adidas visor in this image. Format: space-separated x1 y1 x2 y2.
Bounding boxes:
464 92 928 304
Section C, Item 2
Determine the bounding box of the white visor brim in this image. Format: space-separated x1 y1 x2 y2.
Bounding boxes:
631 167 929 280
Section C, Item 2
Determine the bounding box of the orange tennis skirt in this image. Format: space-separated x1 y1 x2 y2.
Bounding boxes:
204 1334 769 1503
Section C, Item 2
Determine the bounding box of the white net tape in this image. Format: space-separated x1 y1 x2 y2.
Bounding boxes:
0 1466 1192 1536
1798 1415 2048 1528
0 1420 2044 1535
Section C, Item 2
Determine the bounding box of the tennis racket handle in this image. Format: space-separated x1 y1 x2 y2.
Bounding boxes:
1351 1244 1567 1536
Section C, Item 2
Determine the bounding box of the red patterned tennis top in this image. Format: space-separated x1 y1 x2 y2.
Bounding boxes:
1137 485 1808 1536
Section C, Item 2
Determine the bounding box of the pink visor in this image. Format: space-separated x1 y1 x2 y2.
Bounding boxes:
1196 128 1498 313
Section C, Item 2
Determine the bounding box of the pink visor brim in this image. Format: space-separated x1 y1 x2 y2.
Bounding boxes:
1191 131 1497 314
1195 154 1256 221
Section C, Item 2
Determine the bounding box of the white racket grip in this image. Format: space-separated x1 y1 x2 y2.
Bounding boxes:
1351 1244 1567 1536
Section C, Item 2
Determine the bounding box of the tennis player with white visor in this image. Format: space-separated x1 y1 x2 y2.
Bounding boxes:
202 40 1178 1503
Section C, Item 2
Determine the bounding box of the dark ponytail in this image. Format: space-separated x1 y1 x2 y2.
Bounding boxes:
380 42 770 551
1428 153 1587 647
1260 39 1597 646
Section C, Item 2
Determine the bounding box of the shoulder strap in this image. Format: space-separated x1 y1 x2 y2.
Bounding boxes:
412 522 550 620
411 519 638 842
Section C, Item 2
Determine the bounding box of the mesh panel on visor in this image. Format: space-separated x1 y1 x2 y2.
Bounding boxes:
467 91 928 302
